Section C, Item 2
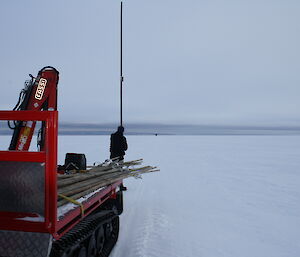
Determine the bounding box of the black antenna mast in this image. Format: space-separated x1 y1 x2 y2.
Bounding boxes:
120 1 124 127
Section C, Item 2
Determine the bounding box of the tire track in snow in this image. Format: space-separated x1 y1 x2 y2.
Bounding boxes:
129 209 173 257
111 177 181 257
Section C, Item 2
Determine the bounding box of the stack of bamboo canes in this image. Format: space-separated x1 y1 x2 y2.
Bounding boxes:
57 159 159 207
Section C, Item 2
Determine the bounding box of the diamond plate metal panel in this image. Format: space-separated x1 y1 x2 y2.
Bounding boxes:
0 230 52 257
0 161 45 216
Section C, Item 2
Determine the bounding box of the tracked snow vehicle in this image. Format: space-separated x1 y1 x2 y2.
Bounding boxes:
0 67 124 257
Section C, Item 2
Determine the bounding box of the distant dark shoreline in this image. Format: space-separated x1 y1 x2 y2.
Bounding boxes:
1 121 300 136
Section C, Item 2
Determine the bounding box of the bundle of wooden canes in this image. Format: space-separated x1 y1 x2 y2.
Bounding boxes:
57 159 159 207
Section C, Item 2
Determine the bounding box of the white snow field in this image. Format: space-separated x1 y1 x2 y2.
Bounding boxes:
56 135 300 257
0 135 299 257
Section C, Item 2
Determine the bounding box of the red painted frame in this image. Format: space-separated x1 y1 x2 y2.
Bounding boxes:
0 110 58 233
0 110 122 239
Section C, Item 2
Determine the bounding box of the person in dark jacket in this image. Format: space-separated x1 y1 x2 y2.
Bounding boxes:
110 126 128 161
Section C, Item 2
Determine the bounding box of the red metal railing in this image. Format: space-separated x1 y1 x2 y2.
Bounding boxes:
0 111 58 233
0 110 123 239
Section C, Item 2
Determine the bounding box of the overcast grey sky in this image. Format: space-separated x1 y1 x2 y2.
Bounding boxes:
0 0 299 126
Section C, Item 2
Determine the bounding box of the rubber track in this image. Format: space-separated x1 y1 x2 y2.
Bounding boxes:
50 210 119 257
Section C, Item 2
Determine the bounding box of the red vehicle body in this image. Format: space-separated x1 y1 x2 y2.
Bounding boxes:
0 68 124 257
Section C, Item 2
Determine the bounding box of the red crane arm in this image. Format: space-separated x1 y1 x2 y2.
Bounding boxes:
9 67 59 151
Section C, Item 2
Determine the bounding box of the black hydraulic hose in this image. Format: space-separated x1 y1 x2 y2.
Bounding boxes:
13 90 25 110
7 90 25 129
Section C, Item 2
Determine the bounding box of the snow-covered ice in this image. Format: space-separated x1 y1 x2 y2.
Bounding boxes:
57 135 300 257
1 135 300 257
110 135 300 257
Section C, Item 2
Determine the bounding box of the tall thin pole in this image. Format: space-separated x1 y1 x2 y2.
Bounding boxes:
120 1 123 127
